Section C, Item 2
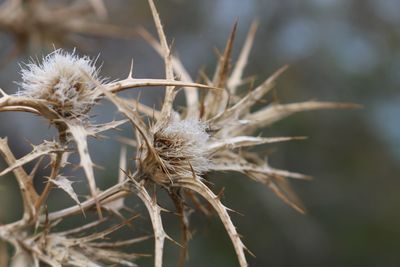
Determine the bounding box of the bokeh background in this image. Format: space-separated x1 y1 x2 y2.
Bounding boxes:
1 0 399 266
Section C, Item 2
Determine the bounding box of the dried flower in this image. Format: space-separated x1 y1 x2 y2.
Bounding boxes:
18 50 102 118
0 1 360 267
106 2 360 267
145 115 211 182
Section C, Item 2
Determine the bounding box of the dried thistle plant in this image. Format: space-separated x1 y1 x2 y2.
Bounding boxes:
0 0 359 266
0 0 135 65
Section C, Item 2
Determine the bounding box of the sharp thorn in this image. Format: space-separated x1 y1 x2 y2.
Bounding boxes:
128 58 134 79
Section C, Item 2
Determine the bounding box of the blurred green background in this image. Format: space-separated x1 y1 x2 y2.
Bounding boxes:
1 0 400 266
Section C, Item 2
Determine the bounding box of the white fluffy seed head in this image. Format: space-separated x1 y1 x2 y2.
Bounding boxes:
18 49 102 117
149 117 210 181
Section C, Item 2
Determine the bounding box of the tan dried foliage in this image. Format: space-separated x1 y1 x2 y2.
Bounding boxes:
0 1 359 266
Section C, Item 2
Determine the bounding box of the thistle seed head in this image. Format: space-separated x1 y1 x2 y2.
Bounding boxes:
144 116 210 182
18 49 102 117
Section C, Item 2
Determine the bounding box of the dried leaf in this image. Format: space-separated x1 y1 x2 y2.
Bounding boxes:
91 236 151 248
228 21 259 93
212 160 311 180
208 136 305 151
0 140 63 177
66 121 101 217
50 176 80 206
210 65 288 125
244 101 361 130
248 171 306 213
57 218 107 236
212 21 237 89
206 21 238 117
86 119 128 137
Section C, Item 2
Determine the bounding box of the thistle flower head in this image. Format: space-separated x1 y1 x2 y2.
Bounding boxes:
142 116 211 182
18 49 102 117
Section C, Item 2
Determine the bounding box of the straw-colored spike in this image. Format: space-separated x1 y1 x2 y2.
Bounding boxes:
244 101 362 130
0 88 8 97
202 22 238 120
92 236 152 249
56 218 107 236
128 59 134 79
105 78 220 96
207 21 238 117
137 27 199 118
72 215 138 244
147 0 176 124
126 98 161 119
228 21 259 93
212 160 311 180
86 119 128 137
210 65 288 125
212 21 238 88
174 177 248 267
249 172 306 214
208 136 306 151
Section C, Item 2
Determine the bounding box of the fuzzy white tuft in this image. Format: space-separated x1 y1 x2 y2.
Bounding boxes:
153 117 210 178
18 49 102 117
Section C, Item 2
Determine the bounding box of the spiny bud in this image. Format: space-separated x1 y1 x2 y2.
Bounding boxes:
18 49 103 118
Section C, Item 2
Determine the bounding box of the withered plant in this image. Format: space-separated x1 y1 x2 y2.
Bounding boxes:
0 0 359 266
0 0 135 65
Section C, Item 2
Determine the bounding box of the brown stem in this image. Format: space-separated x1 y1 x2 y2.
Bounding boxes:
169 189 191 267
34 125 67 215
34 151 63 212
0 138 38 220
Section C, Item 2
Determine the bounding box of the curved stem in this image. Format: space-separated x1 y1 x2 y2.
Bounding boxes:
126 179 167 267
174 178 249 267
34 125 67 216
170 190 190 267
33 151 63 212
106 78 220 95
